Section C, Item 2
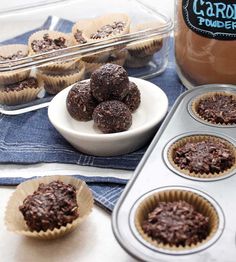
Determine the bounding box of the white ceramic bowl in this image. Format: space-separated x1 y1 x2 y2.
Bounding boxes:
48 77 168 156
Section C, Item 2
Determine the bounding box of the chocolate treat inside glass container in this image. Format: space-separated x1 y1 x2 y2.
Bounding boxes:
173 140 235 174
196 94 236 125
93 100 132 133
142 200 209 246
90 63 129 102
66 81 98 121
122 81 141 113
0 50 25 61
31 33 67 53
90 21 125 39
74 30 87 44
3 77 38 92
19 180 78 232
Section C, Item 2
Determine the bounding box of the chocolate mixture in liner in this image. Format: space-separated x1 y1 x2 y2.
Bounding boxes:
3 77 38 92
122 81 141 112
142 200 209 246
196 94 236 125
173 140 235 174
90 63 129 102
19 180 79 232
67 81 98 121
90 21 125 39
92 100 132 133
0 50 25 61
31 33 67 53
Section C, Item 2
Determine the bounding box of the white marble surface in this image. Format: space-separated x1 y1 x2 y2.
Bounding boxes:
0 0 174 261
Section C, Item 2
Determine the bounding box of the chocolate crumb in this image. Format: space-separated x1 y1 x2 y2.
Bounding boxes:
74 30 87 44
90 21 125 39
3 77 38 92
0 50 25 61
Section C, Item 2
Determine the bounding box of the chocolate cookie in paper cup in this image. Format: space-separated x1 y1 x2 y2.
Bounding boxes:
37 62 85 95
125 21 163 68
0 44 30 85
134 188 219 251
0 77 42 105
72 13 131 62
28 30 76 72
191 92 236 126
167 134 236 179
5 175 94 240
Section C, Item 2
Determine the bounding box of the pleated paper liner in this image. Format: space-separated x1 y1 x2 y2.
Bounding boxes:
0 44 30 85
5 175 94 240
37 63 85 95
28 30 76 72
0 79 42 106
191 91 236 126
72 13 131 62
167 135 236 179
134 189 219 251
83 49 127 75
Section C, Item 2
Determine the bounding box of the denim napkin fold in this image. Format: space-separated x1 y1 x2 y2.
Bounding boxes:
0 17 186 212
0 175 127 212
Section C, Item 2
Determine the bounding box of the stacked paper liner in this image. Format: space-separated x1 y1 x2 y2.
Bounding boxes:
0 84 42 105
167 135 236 179
125 21 164 68
135 189 219 251
83 49 127 75
37 63 85 95
191 91 236 126
5 175 94 240
0 44 30 85
28 30 76 72
72 13 131 63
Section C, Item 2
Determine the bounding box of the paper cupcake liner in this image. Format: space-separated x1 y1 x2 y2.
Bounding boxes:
72 13 131 45
127 21 164 58
28 30 76 72
37 63 85 95
135 189 219 251
0 44 30 85
83 49 127 74
0 84 41 106
191 91 236 126
167 135 236 179
5 175 94 240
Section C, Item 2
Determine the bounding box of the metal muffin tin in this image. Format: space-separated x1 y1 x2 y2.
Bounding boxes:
112 84 236 262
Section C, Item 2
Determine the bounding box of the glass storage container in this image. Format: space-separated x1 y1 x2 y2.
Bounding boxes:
0 0 173 112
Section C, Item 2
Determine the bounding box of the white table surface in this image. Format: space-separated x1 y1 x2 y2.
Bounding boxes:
0 0 174 261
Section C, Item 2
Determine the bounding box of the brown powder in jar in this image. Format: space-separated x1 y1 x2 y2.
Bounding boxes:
175 0 236 87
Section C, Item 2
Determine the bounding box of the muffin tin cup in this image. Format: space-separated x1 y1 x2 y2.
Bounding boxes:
130 186 224 255
166 133 236 180
0 84 42 105
37 63 85 95
28 30 76 72
189 91 236 127
4 175 94 240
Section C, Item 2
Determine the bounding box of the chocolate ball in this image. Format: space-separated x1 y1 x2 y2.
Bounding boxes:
66 81 98 121
122 81 141 112
92 100 132 133
90 63 129 102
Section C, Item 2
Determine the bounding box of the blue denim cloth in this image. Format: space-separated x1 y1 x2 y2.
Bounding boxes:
0 17 186 211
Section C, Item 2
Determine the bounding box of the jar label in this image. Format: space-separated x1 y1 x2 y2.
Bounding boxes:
182 0 236 40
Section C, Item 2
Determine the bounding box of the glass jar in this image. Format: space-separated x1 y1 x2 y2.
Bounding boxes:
175 0 236 89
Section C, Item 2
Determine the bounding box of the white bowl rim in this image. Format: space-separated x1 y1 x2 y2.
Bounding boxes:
48 77 168 140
